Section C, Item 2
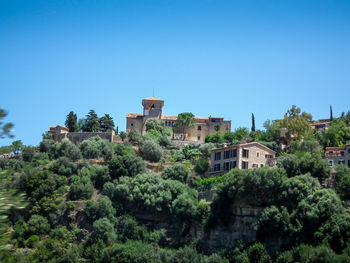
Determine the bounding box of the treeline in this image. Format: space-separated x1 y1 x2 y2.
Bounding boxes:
65 110 117 133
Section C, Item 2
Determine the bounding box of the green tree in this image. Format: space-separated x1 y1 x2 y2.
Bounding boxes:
174 112 196 140
330 105 333 121
252 113 256 132
139 140 163 162
194 158 209 175
65 111 79 132
162 164 191 183
108 155 146 180
99 114 115 132
119 131 127 141
0 108 14 139
84 110 100 132
281 105 312 140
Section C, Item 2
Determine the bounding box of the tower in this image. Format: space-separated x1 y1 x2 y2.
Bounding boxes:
142 96 164 119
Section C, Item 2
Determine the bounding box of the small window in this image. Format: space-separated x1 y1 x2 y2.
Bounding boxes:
197 126 201 131
329 160 334 167
230 161 237 169
341 151 345 156
256 152 260 157
339 159 345 165
214 164 221 171
348 160 350 167
242 149 249 158
252 163 258 168
242 161 248 169
348 149 350 154
224 150 231 159
214 152 221 161
131 123 134 127
260 164 264 168
224 162 230 171
231 149 237 158
197 136 201 141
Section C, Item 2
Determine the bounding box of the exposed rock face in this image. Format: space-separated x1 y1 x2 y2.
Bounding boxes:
203 206 263 251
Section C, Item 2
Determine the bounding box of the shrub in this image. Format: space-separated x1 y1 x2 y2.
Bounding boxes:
51 138 82 161
22 146 36 162
79 164 111 189
79 136 114 160
68 175 94 200
27 215 50 235
108 155 145 180
162 164 191 183
194 158 209 175
85 196 116 223
49 157 77 176
139 139 163 162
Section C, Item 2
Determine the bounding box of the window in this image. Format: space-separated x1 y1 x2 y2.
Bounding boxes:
197 136 201 141
339 159 345 165
197 126 201 131
252 163 258 168
226 127 228 131
260 164 264 168
256 152 260 157
242 161 248 169
224 162 230 171
341 151 345 156
329 160 334 167
214 164 221 171
214 152 221 161
232 149 237 158
265 154 273 159
131 123 134 127
242 149 249 158
224 150 231 159
348 148 350 154
348 160 350 167
230 161 237 169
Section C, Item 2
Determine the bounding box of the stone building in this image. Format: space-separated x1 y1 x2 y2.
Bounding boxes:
325 145 350 168
126 96 231 142
210 142 276 175
311 119 331 133
48 125 118 143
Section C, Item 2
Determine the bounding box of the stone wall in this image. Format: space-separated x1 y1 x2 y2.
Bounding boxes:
55 131 117 144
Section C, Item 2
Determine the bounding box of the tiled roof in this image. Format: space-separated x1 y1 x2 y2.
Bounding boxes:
126 113 143 118
212 142 276 154
161 115 178 120
325 147 346 151
142 96 164 102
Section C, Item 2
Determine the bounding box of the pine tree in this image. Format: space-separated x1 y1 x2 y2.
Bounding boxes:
251 113 256 132
65 111 79 132
99 114 115 132
85 110 100 132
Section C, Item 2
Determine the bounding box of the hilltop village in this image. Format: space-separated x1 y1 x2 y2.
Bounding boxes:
1 98 350 262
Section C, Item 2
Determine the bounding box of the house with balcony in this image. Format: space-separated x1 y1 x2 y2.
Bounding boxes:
210 142 276 175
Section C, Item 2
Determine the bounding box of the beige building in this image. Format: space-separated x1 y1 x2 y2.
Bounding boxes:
325 145 350 169
126 96 231 142
210 142 276 175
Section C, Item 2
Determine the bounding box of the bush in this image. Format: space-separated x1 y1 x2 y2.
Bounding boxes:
27 215 50 235
85 196 116 223
139 139 163 162
162 164 191 183
194 158 209 175
51 138 82 161
108 155 145 180
22 146 36 162
90 217 117 244
79 164 111 189
79 136 114 160
68 175 94 200
49 157 77 176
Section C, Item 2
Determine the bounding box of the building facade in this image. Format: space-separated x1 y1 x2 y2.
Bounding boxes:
311 119 331 133
210 142 276 175
126 96 231 142
325 145 350 168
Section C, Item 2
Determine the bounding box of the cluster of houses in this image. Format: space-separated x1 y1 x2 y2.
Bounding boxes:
48 96 348 176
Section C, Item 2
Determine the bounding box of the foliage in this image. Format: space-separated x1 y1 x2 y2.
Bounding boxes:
108 155 145 180
84 109 101 132
50 138 82 161
169 150 185 162
127 129 143 143
22 146 36 162
0 108 14 139
80 164 111 189
85 196 116 223
174 112 196 139
333 165 350 199
280 105 312 140
139 139 163 162
321 119 350 147
162 164 191 183
194 176 223 191
68 175 94 200
99 114 115 132
119 131 127 141
49 157 78 176
79 136 114 160
194 158 209 175
65 111 79 132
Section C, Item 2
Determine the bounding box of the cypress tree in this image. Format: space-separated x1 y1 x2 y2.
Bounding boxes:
330 105 333 121
251 113 256 132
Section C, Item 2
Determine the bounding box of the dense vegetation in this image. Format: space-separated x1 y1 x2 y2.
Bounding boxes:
0 107 350 262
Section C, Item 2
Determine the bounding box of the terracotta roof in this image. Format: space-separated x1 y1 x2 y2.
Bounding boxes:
325 147 346 151
142 96 164 102
161 115 178 120
212 142 276 154
126 113 143 118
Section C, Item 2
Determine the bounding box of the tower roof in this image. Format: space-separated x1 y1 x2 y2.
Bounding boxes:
142 96 164 107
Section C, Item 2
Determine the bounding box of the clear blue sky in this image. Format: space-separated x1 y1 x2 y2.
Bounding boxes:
1 0 349 146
